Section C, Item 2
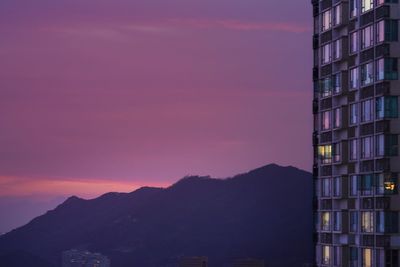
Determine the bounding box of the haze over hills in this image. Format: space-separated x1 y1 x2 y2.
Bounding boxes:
0 164 313 267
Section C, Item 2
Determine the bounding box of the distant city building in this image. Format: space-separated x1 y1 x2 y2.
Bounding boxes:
232 258 264 267
62 249 110 267
179 256 208 267
311 0 400 266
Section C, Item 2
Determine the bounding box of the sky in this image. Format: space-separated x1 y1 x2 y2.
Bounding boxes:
0 0 312 233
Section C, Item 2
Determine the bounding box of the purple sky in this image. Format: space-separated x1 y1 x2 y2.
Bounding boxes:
0 0 312 233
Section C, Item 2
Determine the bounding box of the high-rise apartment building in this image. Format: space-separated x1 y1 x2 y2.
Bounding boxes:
312 0 400 266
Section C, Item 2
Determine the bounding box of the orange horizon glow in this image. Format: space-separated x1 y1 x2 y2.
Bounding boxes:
0 176 169 199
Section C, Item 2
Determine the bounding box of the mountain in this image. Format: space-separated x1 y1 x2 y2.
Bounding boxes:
0 164 313 267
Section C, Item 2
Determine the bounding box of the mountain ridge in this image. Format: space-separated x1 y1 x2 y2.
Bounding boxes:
0 163 313 267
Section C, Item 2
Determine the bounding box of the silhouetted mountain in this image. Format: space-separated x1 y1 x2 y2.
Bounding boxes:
0 164 313 267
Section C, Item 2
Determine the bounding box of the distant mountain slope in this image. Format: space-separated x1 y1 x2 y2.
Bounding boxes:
0 164 313 267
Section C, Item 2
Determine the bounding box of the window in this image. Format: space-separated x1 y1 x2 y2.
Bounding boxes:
361 137 374 158
376 134 398 156
361 0 374 13
333 211 341 231
322 43 332 64
319 145 332 164
362 248 372 267
334 246 341 266
376 58 398 81
350 139 358 160
377 20 385 43
376 96 398 119
321 77 332 97
376 173 397 195
350 175 358 196
333 73 341 94
386 250 399 267
376 134 385 156
333 176 341 197
333 5 342 26
350 103 358 124
361 211 374 233
350 31 358 53
350 67 359 89
361 25 374 49
322 9 332 31
350 211 358 232
361 62 374 86
322 245 331 265
350 247 358 267
333 39 341 60
350 0 359 17
361 99 374 122
333 142 341 162
322 212 331 231
322 178 331 197
360 174 373 195
377 211 385 233
377 20 399 43
333 107 341 128
322 110 332 130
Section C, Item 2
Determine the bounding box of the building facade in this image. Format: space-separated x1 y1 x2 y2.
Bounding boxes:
312 0 400 266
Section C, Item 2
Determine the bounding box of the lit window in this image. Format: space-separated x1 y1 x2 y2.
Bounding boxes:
362 248 372 267
319 145 332 164
361 211 374 233
322 212 331 231
361 0 374 13
361 25 374 49
322 9 332 31
322 43 332 64
350 67 359 89
322 245 331 265
361 62 374 86
361 136 373 159
361 99 373 122
376 173 398 195
350 31 358 53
